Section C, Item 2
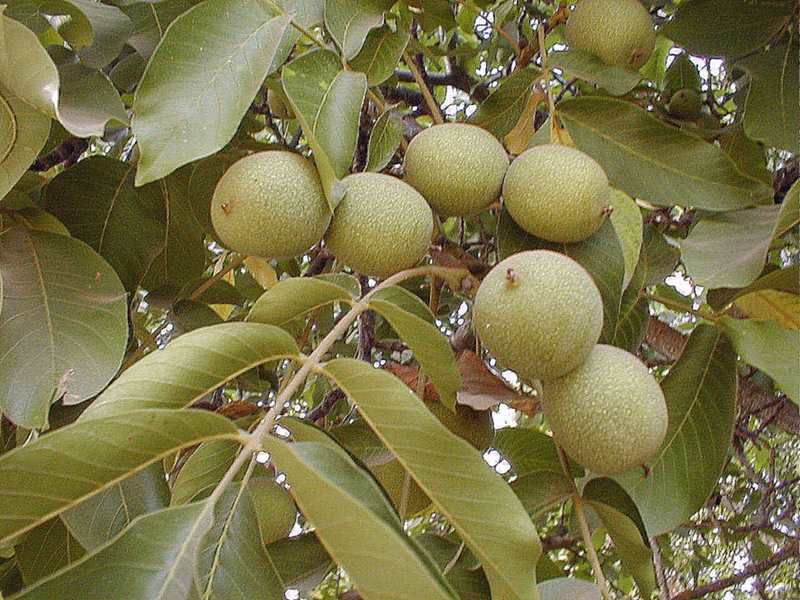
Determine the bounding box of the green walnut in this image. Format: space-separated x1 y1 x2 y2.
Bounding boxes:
542 344 669 475
472 250 603 382
566 0 656 70
403 123 509 216
503 144 611 243
325 172 434 278
210 151 331 259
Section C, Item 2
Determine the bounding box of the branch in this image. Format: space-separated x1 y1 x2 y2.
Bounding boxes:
670 540 799 600
30 137 90 171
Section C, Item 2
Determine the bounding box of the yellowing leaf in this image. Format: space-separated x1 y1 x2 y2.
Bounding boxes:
504 87 546 155
243 256 278 289
736 290 800 330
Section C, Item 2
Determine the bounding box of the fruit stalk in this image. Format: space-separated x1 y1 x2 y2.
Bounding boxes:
403 50 444 124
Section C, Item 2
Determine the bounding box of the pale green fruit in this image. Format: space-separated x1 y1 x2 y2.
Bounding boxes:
542 344 669 476
267 87 294 119
210 151 331 259
403 123 509 216
325 172 434 278
503 144 611 243
247 476 297 544
472 250 603 382
566 0 656 70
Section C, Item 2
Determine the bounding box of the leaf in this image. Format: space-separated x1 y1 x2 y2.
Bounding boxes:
549 49 641 96
415 534 492 600
171 440 241 505
55 62 128 137
504 87 546 155
41 156 165 292
0 12 59 116
662 52 701 98
322 358 541 600
640 225 679 287
736 290 799 330
10 503 213 600
616 324 738 536
121 0 191 62
350 19 411 87
718 317 799 404
369 286 462 410
455 351 526 411
583 478 654 597
494 428 583 478
538 578 601 600
14 518 85 585
775 181 799 236
263 436 460 600
0 227 128 428
707 264 799 311
324 0 393 60
68 0 132 68
717 124 771 185
0 85 50 200
196 484 284 600
509 471 572 520
366 111 403 172
61 464 169 551
81 322 299 420
660 0 795 59
264 532 331 590
2 0 93 49
467 67 540 140
738 40 799 153
282 49 367 202
556 97 772 210
247 274 358 326
681 204 782 289
132 1 291 185
611 259 649 353
608 188 643 289
0 409 240 547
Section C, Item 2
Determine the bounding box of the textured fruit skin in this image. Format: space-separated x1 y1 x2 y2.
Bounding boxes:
566 0 656 70
542 344 669 475
472 250 603 382
403 123 509 216
503 144 610 243
325 172 434 278
210 151 331 259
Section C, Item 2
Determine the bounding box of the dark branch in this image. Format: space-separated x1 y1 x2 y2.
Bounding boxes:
30 137 90 172
305 388 345 423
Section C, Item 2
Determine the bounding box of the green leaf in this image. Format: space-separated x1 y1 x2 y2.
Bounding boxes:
68 0 132 68
718 317 799 404
121 0 191 62
640 225 679 287
611 259 649 353
3 1 93 48
662 52 701 98
282 49 367 202
416 534 492 600
62 464 169 551
350 20 411 87
263 436 460 600
14 518 85 585
10 503 213 600
737 290 799 330
707 264 800 311
494 428 581 477
616 324 738 536
132 1 291 185
510 471 573 520
264 532 331 590
608 188 643 289
681 204 782 289
0 409 240 547
196 484 283 600
81 322 299 419
247 274 357 326
538 578 601 600
321 358 541 600
583 478 654 597
401 0 454 31
0 227 128 428
41 156 165 292
557 97 772 210
324 0 393 60
0 12 58 116
171 440 241 506
549 49 641 96
660 0 795 59
467 66 540 140
369 286 462 410
738 40 799 153
55 62 128 137
366 111 403 172
0 85 49 200
776 181 799 236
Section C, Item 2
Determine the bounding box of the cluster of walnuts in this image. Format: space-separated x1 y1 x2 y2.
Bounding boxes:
210 0 668 477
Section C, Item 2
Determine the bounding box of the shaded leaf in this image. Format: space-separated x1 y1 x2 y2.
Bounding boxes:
324 0 393 60
133 1 291 184
538 578 601 600
68 0 132 68
455 351 526 411
736 290 799 330
264 532 331 590
0 409 240 547
11 503 212 600
662 52 701 98
616 324 738 536
718 317 799 403
322 358 541 600
549 49 641 96
415 534 492 600
557 97 772 210
707 264 800 311
717 124 771 185
350 19 411 86
0 227 128 428
247 274 358 326
171 440 241 506
366 111 403 172
282 49 367 202
608 188 642 289
81 322 299 419
0 85 50 200
640 225 679 286
3 0 92 47
14 518 85 585
494 428 583 478
510 471 572 520
55 62 128 137
467 66 540 140
121 0 191 62
611 259 649 353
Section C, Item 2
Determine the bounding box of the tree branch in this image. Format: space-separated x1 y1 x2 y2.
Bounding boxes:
670 540 799 600
30 137 90 171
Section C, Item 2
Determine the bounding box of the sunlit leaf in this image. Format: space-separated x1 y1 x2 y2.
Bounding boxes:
324 0 393 60
608 188 642 289
366 111 403 172
0 85 50 200
55 63 128 137
247 274 357 326
350 19 411 86
549 49 641 96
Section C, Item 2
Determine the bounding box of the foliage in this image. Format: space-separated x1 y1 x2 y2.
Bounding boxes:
0 1 797 599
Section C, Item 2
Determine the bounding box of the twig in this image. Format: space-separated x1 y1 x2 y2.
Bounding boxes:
306 388 346 423
453 0 521 57
402 50 444 124
651 535 671 600
188 254 246 302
